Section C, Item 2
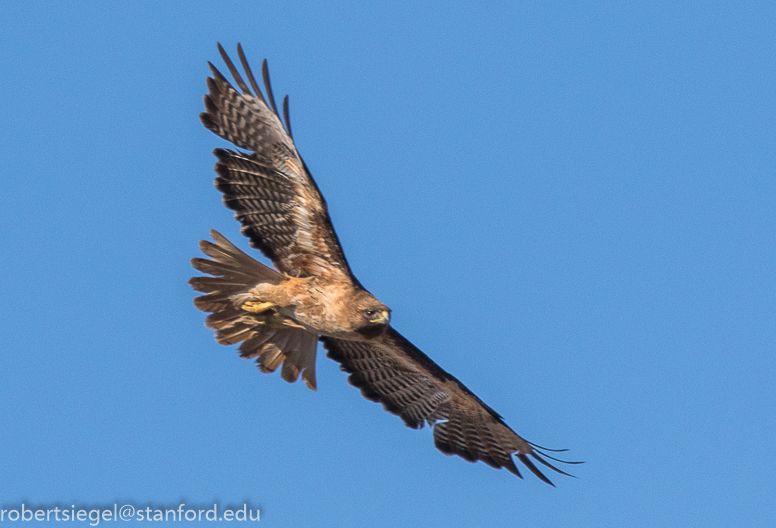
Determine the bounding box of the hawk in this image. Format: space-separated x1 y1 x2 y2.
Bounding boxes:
190 43 579 485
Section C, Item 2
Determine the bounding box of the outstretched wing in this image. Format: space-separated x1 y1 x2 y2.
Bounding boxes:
201 43 356 282
322 328 580 485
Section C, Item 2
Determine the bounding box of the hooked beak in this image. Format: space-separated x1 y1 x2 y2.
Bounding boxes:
369 310 391 324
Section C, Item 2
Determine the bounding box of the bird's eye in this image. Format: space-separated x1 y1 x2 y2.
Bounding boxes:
364 309 376 317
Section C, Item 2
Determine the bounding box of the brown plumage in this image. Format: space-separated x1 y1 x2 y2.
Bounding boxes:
190 43 580 484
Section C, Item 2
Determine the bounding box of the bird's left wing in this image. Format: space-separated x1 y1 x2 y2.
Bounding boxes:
321 328 579 485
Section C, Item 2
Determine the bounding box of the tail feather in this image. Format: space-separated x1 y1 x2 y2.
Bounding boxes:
195 229 283 283
280 331 318 387
190 230 318 390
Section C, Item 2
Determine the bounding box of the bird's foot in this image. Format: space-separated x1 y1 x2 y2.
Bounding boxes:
241 301 276 314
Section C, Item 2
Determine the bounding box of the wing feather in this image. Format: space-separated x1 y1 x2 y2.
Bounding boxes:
322 328 579 485
201 44 357 281
236 43 264 106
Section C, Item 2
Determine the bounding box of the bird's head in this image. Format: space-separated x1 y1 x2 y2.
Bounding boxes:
351 291 391 337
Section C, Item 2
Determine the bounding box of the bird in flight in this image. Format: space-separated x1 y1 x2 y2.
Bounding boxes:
190 43 579 485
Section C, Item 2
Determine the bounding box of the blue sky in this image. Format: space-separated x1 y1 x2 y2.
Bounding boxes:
2 1 775 526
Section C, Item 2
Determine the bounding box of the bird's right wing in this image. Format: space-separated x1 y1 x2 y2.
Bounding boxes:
201 43 357 283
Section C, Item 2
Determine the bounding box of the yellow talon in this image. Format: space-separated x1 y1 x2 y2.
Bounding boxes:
242 301 275 313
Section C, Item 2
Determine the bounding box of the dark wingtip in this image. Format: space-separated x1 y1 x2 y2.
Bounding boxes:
199 112 218 133
218 42 252 95
526 441 571 453
283 95 293 138
505 461 524 479
517 454 555 486
528 441 584 466
206 61 227 84
262 59 280 115
530 450 579 480
237 43 265 104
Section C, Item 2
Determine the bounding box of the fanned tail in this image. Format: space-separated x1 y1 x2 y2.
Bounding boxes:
189 230 318 390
